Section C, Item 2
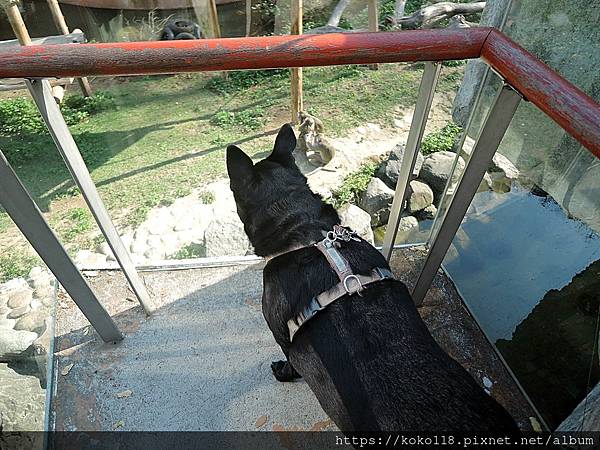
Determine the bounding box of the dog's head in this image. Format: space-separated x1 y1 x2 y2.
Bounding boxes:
226 124 337 256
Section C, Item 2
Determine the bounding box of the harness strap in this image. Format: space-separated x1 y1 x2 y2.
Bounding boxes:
287 267 394 341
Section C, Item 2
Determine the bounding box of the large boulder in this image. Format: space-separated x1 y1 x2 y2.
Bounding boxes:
419 151 466 200
488 152 520 193
360 178 395 227
0 328 37 360
407 180 434 213
337 204 374 245
376 144 424 189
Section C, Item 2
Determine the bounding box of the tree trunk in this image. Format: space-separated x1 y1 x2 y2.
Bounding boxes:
394 0 407 25
327 0 352 27
398 1 485 29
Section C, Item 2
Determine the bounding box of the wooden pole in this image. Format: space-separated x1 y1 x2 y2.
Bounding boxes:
192 0 220 38
290 0 303 124
367 0 379 69
245 0 252 36
5 3 32 45
45 0 93 97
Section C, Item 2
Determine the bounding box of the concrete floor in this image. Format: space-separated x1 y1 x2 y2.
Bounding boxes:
50 249 536 432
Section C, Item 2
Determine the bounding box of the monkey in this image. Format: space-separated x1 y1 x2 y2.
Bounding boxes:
297 111 337 166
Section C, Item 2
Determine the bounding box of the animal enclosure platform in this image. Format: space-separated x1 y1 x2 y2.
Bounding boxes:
50 249 536 433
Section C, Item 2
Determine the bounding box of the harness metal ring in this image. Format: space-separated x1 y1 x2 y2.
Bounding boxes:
343 274 364 296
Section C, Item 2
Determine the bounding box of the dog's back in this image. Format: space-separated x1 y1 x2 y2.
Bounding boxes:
263 241 519 433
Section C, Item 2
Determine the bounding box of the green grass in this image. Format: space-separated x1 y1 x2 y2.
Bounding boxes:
0 63 463 281
421 122 463 155
169 243 206 259
0 250 39 283
328 163 377 209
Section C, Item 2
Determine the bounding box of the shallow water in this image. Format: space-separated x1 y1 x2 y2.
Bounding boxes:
443 184 600 427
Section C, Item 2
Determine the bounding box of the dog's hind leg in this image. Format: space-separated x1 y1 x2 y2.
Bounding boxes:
271 359 301 382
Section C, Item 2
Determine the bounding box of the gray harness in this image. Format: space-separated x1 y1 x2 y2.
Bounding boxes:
286 225 395 341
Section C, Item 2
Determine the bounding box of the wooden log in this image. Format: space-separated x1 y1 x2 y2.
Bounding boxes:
290 0 303 124
398 1 485 29
191 0 221 38
47 0 94 97
367 0 379 69
327 0 351 27
4 3 32 45
245 0 251 36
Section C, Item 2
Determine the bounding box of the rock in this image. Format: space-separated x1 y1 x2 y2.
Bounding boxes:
0 278 29 295
145 207 174 236
419 151 466 200
0 318 16 329
14 310 47 333
75 250 107 269
96 241 113 257
7 306 30 319
398 215 419 233
0 363 45 431
359 178 395 227
204 215 250 257
0 329 37 358
415 204 437 221
130 239 146 255
376 144 424 189
488 152 519 193
407 180 434 213
337 204 375 245
366 123 381 133
28 267 43 280
479 172 493 193
7 289 32 309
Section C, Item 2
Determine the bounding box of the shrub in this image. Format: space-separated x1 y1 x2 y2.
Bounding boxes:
329 163 376 208
420 122 462 155
211 108 266 131
206 69 288 94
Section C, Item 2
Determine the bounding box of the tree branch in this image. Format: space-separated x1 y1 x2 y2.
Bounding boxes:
327 0 352 27
397 1 485 29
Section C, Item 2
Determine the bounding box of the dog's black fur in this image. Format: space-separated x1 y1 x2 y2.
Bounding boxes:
226 124 520 433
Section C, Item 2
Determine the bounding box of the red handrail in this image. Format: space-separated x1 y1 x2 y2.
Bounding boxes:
0 28 598 158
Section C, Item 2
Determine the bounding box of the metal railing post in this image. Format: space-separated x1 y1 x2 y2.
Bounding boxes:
0 151 123 342
411 84 522 306
382 62 441 260
26 79 155 315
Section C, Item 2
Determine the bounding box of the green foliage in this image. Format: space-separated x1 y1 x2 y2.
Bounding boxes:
0 92 115 164
61 207 94 241
442 59 467 67
0 97 46 135
199 190 215 204
206 70 289 95
211 108 266 131
329 163 377 208
421 122 463 155
0 250 39 283
170 243 205 259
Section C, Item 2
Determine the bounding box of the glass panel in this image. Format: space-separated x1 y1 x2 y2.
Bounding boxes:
0 222 56 433
445 100 600 428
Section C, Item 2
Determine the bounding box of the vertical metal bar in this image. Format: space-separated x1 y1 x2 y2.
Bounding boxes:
412 84 521 306
428 66 495 245
0 151 122 342
382 62 441 260
26 79 155 315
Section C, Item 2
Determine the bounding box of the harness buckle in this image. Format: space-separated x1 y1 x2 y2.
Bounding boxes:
343 274 364 296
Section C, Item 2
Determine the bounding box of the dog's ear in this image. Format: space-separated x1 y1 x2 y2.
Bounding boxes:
268 123 297 166
226 145 253 183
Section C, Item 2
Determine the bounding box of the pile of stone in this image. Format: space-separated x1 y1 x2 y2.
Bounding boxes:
76 180 253 268
338 141 520 243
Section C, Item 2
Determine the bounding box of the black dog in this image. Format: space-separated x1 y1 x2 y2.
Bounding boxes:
226 124 519 433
